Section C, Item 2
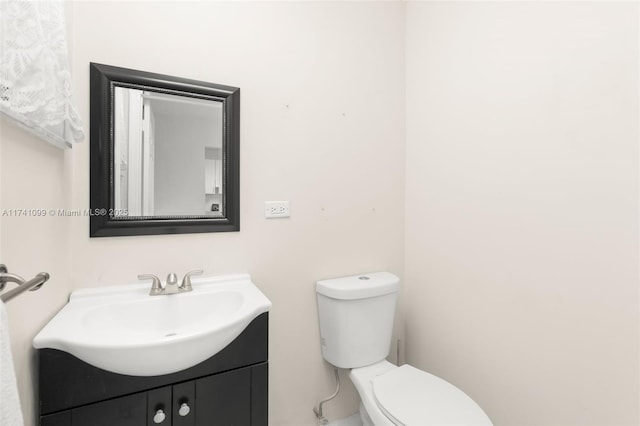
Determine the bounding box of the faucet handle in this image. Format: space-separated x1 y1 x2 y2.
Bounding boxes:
138 274 163 295
181 270 203 291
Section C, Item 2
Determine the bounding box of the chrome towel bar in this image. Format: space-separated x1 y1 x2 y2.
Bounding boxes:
0 264 50 303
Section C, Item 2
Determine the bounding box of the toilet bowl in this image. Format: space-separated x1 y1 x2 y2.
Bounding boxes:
316 272 492 426
350 360 492 426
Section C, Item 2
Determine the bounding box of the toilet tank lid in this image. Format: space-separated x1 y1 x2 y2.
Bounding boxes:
316 272 399 300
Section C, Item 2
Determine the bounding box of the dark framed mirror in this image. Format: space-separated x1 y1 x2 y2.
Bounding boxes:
90 63 239 237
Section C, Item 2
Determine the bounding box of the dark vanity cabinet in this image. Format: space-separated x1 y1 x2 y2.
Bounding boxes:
38 313 268 426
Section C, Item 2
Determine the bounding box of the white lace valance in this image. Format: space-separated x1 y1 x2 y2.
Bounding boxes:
0 0 84 149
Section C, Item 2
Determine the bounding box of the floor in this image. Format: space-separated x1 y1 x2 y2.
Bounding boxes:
327 413 362 426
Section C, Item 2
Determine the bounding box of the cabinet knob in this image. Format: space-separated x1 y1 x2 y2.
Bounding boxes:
153 409 166 423
179 402 191 417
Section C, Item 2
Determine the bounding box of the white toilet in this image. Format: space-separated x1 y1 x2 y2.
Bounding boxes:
316 272 492 426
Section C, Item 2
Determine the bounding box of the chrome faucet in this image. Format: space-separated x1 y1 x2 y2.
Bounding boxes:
138 270 203 296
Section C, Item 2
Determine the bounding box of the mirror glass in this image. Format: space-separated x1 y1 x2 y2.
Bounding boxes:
113 87 224 218
90 63 240 237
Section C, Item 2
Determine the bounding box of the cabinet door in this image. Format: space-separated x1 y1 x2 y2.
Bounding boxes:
71 392 146 426
251 363 268 426
148 386 172 426
41 411 71 426
195 367 251 426
173 381 195 426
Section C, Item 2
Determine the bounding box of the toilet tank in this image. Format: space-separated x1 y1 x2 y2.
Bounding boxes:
316 272 399 369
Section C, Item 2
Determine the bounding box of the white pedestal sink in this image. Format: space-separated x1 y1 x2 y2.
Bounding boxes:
33 274 271 376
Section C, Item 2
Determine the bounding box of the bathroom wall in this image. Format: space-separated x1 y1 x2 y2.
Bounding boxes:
0 5 77 426
5 2 639 425
404 2 639 425
0 122 75 426
69 2 405 425
1 2 405 424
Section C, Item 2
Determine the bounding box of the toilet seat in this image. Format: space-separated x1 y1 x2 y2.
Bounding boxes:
371 364 492 426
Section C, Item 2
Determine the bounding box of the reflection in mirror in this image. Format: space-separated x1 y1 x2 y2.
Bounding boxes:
113 87 224 218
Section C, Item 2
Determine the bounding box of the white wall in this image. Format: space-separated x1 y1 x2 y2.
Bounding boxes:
0 121 75 426
153 115 208 215
404 2 639 425
69 2 405 425
0 4 77 425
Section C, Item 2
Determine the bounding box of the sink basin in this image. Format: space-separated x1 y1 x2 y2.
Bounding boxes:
33 274 271 376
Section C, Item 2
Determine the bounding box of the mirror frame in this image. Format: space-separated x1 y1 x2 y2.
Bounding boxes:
89 63 240 237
